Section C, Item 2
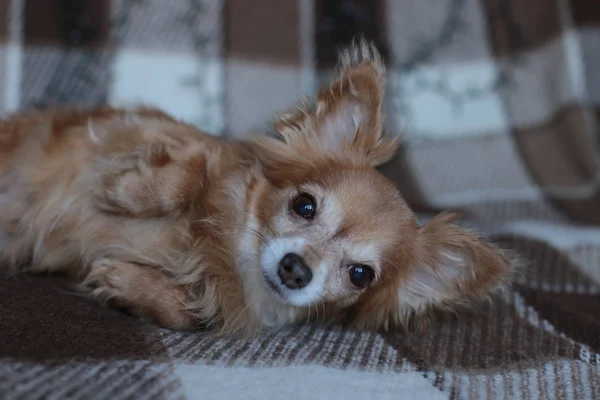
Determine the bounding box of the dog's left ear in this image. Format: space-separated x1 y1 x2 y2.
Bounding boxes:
351 213 517 331
270 39 400 167
397 213 516 318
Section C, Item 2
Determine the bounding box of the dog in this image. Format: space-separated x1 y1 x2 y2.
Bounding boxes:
0 40 516 335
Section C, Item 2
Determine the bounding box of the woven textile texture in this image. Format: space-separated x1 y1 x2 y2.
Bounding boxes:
1 1 600 399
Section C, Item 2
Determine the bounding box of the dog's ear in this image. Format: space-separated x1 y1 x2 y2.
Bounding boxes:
352 213 517 331
397 213 516 318
262 39 400 167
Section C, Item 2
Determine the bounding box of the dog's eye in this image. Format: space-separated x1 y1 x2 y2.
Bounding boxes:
292 193 316 219
348 265 374 288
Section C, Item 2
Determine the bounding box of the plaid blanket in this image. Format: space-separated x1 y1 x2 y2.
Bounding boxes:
1 0 600 399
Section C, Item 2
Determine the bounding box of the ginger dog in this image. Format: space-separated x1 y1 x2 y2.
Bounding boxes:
0 41 516 334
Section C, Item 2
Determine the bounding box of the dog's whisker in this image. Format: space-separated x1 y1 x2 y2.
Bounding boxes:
229 300 254 332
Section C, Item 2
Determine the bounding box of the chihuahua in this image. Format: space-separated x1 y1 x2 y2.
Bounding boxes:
0 40 516 334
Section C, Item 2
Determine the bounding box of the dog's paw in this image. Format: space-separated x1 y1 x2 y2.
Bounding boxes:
83 259 195 330
83 258 132 305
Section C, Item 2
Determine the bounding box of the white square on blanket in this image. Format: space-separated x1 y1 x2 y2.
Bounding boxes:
109 50 224 134
392 61 508 140
173 364 446 400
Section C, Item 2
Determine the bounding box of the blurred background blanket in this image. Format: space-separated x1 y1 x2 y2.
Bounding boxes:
1 1 600 399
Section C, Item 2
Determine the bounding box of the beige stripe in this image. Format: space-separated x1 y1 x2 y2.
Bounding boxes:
30 363 110 400
461 373 473 400
585 362 600 399
579 361 593 399
174 364 446 400
2 0 23 114
386 30 593 142
541 361 555 398
111 363 177 400
298 0 315 97
461 361 597 400
86 361 150 399
572 360 585 400
113 0 210 52
53 363 125 399
203 337 238 361
186 335 224 361
397 133 535 202
567 246 600 285
0 362 46 387
217 335 256 365
515 369 527 400
554 361 568 400
347 331 378 369
250 331 288 366
160 326 404 372
295 326 328 364
271 326 315 365
260 329 304 365
183 334 222 361
245 331 282 365
142 365 185 400
161 332 198 360
0 363 47 393
338 329 364 367
160 330 187 352
319 326 350 365
581 362 591 399
385 0 490 65
1 361 179 400
365 332 387 370
284 325 319 364
564 360 577 400
160 331 189 358
531 365 543 400
460 200 569 232
388 123 600 210
464 373 477 400
66 362 164 400
503 32 586 128
495 220 600 251
336 330 364 368
580 29 600 105
15 364 86 399
0 46 5 113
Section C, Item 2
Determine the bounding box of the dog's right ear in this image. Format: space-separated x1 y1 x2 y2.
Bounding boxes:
252 39 400 168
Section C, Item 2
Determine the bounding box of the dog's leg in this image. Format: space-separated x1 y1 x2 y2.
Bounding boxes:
83 258 196 330
93 141 206 217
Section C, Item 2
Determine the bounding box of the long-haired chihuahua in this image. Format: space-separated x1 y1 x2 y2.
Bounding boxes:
0 40 516 335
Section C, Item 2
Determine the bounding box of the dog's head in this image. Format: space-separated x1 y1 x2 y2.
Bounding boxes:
248 40 515 330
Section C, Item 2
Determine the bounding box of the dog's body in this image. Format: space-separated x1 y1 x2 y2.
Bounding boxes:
0 42 516 335
0 107 279 332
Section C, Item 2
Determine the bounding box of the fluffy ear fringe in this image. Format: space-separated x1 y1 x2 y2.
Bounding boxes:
393 247 523 333
349 213 523 333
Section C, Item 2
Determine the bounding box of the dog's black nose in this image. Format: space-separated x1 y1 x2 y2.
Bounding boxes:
278 253 312 289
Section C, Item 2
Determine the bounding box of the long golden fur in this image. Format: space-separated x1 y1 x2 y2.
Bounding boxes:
0 41 517 335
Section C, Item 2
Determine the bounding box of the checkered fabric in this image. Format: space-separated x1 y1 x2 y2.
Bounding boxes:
1 1 600 399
